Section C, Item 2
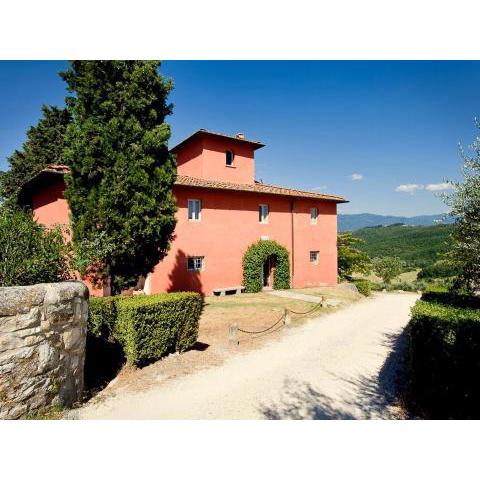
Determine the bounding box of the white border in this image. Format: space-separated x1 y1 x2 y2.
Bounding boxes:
1 0 480 59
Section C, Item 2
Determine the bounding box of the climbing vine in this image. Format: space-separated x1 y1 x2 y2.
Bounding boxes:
242 240 290 293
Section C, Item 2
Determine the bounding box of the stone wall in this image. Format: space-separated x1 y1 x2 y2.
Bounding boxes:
0 282 88 419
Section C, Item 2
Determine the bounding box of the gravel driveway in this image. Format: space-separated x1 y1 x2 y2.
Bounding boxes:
77 292 418 419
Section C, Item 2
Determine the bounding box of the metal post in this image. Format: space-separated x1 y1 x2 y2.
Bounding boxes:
229 323 239 346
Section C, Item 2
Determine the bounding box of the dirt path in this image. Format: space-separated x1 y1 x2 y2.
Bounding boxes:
76 292 418 419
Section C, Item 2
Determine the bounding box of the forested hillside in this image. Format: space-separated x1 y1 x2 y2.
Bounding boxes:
353 224 454 268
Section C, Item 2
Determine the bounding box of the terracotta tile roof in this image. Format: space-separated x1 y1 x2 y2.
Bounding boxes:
175 175 348 203
170 129 265 153
44 164 70 174
23 166 347 203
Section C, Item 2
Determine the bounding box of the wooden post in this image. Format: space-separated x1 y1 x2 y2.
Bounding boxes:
229 323 239 345
284 308 291 325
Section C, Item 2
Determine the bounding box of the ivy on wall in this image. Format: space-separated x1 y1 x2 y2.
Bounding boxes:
242 240 290 293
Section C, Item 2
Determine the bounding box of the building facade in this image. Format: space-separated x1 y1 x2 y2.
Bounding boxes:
20 130 347 296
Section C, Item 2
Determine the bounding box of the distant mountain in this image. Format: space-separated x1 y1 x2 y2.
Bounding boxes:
338 213 455 232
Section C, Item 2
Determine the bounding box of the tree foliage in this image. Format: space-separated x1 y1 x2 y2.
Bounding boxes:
353 224 453 270
0 206 71 287
0 105 71 203
242 240 290 293
443 121 480 293
372 256 403 284
60 61 177 294
337 232 372 280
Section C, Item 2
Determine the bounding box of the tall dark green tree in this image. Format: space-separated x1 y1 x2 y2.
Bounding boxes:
0 105 71 202
60 61 177 294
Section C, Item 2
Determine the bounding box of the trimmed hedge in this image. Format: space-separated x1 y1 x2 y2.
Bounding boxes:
421 289 480 310
353 279 372 296
88 296 117 338
407 298 480 418
114 292 203 366
242 240 290 293
87 292 203 367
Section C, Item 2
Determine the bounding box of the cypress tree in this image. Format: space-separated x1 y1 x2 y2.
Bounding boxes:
61 61 177 294
0 105 71 203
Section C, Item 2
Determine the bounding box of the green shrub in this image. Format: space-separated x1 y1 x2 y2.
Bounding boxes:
114 292 203 366
0 206 71 287
418 260 461 280
353 279 372 296
407 299 480 418
242 240 290 293
421 288 480 310
88 296 117 338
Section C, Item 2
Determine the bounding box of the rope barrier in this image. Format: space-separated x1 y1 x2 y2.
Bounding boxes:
286 302 324 315
236 312 286 335
229 296 329 345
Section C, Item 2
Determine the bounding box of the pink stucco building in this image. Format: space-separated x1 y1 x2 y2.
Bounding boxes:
20 129 347 296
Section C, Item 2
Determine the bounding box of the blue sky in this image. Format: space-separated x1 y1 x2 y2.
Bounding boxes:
0 60 479 216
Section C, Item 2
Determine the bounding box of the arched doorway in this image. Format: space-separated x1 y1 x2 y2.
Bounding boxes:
242 239 290 293
262 255 277 289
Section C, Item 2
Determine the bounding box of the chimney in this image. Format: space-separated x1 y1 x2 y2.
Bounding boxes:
236 132 245 140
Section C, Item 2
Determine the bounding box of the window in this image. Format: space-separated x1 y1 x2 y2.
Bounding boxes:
188 199 201 221
310 251 320 264
226 150 234 166
310 207 318 225
187 256 204 271
259 204 269 224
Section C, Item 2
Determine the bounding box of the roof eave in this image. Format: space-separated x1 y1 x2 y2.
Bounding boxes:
170 129 265 153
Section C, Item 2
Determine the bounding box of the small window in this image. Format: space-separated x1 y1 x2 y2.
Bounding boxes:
259 204 269 224
310 207 318 225
226 150 234 166
187 256 204 271
188 199 201 221
310 251 320 264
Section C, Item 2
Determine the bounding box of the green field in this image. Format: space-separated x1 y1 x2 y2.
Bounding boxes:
353 224 454 269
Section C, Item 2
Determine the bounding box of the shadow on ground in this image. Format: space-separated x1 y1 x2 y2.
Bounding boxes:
259 328 409 420
84 335 125 399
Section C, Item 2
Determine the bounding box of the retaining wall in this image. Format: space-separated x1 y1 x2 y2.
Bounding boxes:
0 282 88 419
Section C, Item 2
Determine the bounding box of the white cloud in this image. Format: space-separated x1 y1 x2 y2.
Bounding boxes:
312 185 328 191
425 182 454 191
350 173 363 181
395 181 454 194
395 184 424 193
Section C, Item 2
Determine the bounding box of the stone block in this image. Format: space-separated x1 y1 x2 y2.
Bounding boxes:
0 282 88 419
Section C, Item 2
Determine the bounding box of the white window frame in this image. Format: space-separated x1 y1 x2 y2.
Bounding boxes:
187 256 204 272
310 251 320 265
259 204 269 224
310 207 318 225
225 150 234 166
188 199 202 222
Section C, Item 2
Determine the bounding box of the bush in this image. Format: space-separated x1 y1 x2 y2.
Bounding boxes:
0 206 71 287
85 296 124 394
421 288 480 309
242 240 290 293
114 292 203 366
353 279 372 296
407 299 480 418
88 296 117 338
418 260 461 280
